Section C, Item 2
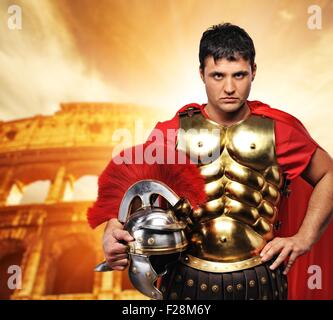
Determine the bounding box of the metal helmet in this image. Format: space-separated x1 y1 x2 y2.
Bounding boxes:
95 179 191 300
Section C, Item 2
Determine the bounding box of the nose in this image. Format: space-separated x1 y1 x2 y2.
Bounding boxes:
223 78 236 95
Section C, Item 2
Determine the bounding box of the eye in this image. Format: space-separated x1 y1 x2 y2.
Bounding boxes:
213 74 223 80
234 73 245 79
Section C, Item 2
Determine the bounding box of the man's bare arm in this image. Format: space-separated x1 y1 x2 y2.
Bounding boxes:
296 147 333 244
260 147 333 274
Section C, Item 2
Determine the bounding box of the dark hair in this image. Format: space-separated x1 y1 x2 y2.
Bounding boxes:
199 23 256 70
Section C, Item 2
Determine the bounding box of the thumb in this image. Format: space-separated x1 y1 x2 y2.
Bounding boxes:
113 229 134 242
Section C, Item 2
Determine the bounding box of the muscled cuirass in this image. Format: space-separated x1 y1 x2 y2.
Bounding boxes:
177 108 283 273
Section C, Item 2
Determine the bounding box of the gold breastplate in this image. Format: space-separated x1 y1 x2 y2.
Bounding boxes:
177 109 283 272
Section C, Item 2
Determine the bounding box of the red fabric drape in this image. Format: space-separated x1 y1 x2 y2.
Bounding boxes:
249 100 333 299
278 177 333 299
89 100 333 299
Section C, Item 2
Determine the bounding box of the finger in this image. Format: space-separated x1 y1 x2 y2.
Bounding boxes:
269 246 292 270
105 253 128 262
105 257 129 271
261 239 284 262
283 252 298 275
112 265 126 271
260 237 283 258
104 219 123 240
110 258 129 268
112 229 134 242
260 242 274 258
108 242 129 255
115 258 129 266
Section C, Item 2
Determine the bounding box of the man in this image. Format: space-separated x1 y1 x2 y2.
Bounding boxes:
90 23 333 300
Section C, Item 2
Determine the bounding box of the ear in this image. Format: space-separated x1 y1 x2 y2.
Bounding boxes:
199 67 205 83
251 63 257 81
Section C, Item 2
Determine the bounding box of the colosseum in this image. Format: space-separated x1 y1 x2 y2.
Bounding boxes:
0 102 161 300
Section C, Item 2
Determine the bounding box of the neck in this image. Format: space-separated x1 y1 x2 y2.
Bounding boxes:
204 101 250 126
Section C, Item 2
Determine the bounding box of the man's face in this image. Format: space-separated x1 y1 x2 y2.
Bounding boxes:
200 56 256 113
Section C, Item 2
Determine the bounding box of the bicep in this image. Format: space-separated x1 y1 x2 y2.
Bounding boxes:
301 148 333 187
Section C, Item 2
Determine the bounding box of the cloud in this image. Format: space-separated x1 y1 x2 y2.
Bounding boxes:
0 0 332 153
0 0 121 121
278 9 295 22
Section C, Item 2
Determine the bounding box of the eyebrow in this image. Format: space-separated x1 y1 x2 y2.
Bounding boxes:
208 70 250 76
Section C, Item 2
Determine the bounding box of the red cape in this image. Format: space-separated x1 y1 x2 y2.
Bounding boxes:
90 100 332 299
249 100 333 300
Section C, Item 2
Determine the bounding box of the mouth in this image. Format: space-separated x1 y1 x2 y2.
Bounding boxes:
220 97 239 103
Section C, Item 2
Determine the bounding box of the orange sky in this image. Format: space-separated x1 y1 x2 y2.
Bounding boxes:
0 0 332 152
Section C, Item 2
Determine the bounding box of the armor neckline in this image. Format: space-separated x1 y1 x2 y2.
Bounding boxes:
201 103 252 129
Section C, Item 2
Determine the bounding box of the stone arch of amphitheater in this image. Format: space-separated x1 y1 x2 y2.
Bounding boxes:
0 102 160 299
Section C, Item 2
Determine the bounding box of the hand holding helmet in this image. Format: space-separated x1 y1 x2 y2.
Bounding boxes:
102 218 134 271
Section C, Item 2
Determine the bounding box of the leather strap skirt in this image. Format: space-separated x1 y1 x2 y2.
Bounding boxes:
159 259 288 300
